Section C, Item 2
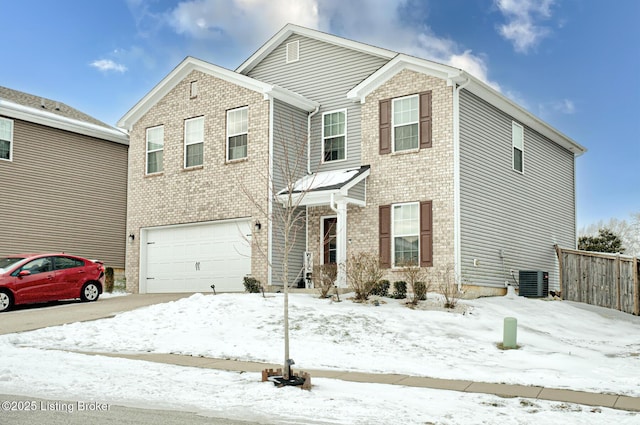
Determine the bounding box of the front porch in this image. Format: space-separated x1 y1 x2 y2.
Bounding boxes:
276 165 370 287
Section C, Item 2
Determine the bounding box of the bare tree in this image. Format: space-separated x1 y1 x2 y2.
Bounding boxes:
580 213 640 257
237 114 314 380
435 264 461 309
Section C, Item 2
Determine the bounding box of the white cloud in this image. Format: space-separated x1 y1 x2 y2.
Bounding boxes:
313 1 501 88
553 98 576 114
495 0 555 53
169 0 318 45
90 59 128 73
547 98 576 114
161 0 499 88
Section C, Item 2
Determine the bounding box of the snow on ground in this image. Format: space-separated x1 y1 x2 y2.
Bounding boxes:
0 292 639 424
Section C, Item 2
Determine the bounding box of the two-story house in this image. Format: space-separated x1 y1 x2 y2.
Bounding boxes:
0 86 129 272
118 24 585 296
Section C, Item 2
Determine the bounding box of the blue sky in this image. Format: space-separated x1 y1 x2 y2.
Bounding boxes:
1 0 638 228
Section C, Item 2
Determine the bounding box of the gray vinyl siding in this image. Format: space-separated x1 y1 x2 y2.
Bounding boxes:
247 34 388 172
271 99 308 286
459 90 576 290
0 118 128 268
347 179 366 203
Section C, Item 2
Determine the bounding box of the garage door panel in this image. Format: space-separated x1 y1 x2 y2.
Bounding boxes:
143 220 251 293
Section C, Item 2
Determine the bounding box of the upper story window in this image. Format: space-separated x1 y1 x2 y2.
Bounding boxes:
184 116 204 168
379 91 431 155
322 110 346 162
190 81 198 98
227 107 248 161
393 95 419 152
0 117 14 161
512 121 524 173
146 125 164 174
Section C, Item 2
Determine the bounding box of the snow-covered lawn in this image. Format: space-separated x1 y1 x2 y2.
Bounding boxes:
1 292 639 424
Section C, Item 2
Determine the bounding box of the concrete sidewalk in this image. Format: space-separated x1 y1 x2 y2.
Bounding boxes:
77 351 640 413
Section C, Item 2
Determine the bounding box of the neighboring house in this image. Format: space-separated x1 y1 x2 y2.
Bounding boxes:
119 24 585 295
0 86 129 271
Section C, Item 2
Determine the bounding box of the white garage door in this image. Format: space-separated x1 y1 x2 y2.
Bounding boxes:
143 220 251 293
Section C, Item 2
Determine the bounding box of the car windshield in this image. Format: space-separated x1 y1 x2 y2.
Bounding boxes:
0 257 26 272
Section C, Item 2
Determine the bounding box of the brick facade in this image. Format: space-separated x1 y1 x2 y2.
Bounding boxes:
307 70 456 281
125 70 270 292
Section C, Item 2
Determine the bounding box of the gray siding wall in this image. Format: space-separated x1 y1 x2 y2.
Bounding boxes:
271 99 308 286
0 118 128 268
248 34 389 172
459 90 576 290
347 179 366 203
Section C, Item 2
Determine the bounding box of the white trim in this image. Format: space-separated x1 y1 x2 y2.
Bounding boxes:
145 125 164 175
450 73 586 156
237 24 395 74
0 98 128 145
279 167 370 207
226 106 249 161
266 85 319 112
320 215 337 265
118 56 318 131
321 108 347 163
184 116 204 168
347 54 459 102
0 117 14 162
347 55 586 156
391 94 419 152
391 202 420 267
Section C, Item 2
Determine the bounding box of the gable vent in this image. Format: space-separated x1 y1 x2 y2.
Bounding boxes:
286 40 299 64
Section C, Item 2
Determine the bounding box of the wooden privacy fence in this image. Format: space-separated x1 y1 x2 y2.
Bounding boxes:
555 245 640 315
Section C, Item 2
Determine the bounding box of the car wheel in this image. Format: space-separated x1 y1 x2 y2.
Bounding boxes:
0 290 13 312
81 282 100 302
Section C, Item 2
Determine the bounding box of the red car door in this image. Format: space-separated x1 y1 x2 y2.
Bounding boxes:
12 257 58 303
52 256 87 299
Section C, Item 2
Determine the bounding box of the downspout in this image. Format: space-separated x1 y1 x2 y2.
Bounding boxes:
453 75 471 291
268 96 275 287
307 105 320 174
305 105 320 260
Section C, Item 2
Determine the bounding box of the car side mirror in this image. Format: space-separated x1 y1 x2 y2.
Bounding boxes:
18 270 31 277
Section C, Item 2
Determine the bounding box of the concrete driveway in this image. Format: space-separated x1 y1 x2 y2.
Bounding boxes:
0 293 191 335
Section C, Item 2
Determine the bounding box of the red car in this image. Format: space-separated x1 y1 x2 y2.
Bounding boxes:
0 253 105 312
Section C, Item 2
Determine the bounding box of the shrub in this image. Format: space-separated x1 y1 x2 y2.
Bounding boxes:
346 252 384 302
413 281 428 302
370 279 390 297
105 267 114 293
398 261 431 306
392 281 407 299
312 263 337 298
435 264 461 309
243 276 262 293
